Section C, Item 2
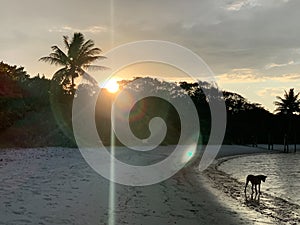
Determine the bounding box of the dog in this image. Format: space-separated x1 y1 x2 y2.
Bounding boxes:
244 174 267 196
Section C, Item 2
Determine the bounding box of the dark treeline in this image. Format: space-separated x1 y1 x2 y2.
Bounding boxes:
0 61 74 147
179 81 300 146
1 61 300 148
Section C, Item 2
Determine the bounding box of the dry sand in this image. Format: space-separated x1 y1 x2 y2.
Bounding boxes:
0 145 286 225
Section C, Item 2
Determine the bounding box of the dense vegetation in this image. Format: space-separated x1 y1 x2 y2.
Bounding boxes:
0 61 75 147
1 60 300 148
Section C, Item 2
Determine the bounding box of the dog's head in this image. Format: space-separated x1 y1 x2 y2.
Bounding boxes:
261 175 267 182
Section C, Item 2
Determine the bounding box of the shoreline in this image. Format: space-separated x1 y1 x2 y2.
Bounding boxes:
0 145 299 225
201 147 300 225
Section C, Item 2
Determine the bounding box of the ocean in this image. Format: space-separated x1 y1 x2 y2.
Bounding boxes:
218 152 300 205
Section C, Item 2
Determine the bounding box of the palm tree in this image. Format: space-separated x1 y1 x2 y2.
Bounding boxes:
40 32 106 94
274 88 300 115
274 88 300 152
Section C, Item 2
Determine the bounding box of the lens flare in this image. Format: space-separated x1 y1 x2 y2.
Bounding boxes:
73 40 226 186
104 79 119 93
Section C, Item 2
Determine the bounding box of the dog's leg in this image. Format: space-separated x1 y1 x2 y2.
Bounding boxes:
255 184 258 198
250 183 254 199
244 179 249 200
244 178 249 194
258 184 261 194
257 189 261 202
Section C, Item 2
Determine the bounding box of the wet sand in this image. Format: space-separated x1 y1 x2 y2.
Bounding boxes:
0 146 281 225
219 152 300 205
204 147 300 225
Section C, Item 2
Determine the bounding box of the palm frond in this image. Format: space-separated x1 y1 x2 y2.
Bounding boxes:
50 46 69 62
77 48 103 65
68 32 85 59
79 40 96 55
39 56 65 66
85 47 102 56
63 35 70 49
80 56 106 65
83 65 109 71
78 68 98 85
52 67 68 82
274 101 283 106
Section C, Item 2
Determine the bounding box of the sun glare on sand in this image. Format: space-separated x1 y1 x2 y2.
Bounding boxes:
101 79 119 93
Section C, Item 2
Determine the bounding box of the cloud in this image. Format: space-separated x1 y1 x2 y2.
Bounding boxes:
226 0 261 11
264 60 297 69
48 25 108 34
216 68 265 83
271 73 300 81
217 68 300 84
226 0 291 11
257 87 284 97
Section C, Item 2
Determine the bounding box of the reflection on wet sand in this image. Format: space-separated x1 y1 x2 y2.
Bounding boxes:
210 153 300 224
245 192 260 206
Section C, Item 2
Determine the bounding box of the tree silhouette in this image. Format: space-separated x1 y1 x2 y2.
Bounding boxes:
274 88 300 115
40 32 106 94
274 88 300 152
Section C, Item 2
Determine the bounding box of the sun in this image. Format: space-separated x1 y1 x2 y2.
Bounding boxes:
103 79 119 93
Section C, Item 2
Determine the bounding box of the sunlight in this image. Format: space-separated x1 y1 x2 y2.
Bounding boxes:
101 78 119 93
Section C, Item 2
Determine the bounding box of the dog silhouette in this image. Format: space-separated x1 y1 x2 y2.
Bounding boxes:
244 174 267 197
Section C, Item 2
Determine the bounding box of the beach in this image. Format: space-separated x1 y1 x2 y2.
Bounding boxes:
0 145 297 225
204 146 300 225
2 1 300 225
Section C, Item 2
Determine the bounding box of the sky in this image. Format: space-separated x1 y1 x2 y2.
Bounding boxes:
1 0 300 111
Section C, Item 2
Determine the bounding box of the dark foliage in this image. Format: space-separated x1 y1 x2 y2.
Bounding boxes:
1 62 299 147
0 62 76 147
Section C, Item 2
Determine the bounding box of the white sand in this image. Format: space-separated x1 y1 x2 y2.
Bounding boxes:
0 145 278 225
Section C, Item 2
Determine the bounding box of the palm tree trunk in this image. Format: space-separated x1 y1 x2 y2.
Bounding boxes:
71 76 75 95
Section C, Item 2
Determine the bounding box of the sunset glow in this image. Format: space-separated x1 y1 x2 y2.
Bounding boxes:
103 79 119 93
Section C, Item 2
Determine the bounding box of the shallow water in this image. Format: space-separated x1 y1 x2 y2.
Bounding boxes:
218 153 300 205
